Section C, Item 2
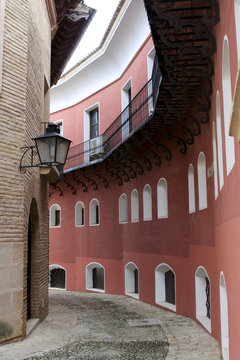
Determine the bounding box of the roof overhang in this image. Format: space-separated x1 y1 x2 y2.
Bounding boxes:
49 0 96 86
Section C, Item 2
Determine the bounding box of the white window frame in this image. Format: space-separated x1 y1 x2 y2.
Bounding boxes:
131 189 139 223
197 152 207 210
222 36 235 175
157 178 168 219
119 193 128 224
89 198 100 226
121 78 132 139
75 201 85 227
86 262 105 293
216 91 224 190
219 272 229 360
195 266 211 333
143 184 152 221
125 262 139 299
84 102 100 163
212 122 219 199
188 164 196 214
50 204 61 228
49 264 66 290
155 263 176 312
53 119 63 135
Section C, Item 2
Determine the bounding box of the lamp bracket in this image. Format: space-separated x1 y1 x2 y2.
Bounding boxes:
19 145 41 174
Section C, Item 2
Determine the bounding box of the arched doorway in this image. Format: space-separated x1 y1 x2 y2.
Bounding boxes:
27 199 40 320
86 262 105 292
125 262 139 299
49 265 66 289
155 263 176 311
220 272 229 360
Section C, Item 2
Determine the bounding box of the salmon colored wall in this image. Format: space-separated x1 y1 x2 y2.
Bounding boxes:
50 1 240 357
51 36 154 145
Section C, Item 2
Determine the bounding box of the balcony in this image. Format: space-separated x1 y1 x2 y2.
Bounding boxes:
64 58 161 173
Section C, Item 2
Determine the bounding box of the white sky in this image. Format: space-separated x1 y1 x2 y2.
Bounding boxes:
64 0 120 73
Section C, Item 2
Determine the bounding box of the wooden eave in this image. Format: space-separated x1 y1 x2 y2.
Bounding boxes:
50 0 96 86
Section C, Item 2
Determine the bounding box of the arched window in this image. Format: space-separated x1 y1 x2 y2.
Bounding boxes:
197 152 207 210
222 36 235 175
216 91 224 190
49 265 66 289
235 0 240 62
188 164 196 213
155 264 176 311
131 189 139 222
195 266 211 332
143 184 152 221
90 199 100 226
50 204 61 227
86 262 105 292
119 193 128 223
157 178 168 218
212 122 218 199
125 262 139 299
220 272 229 360
75 201 84 227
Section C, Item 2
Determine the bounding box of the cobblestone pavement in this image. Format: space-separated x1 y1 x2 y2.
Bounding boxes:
0 291 221 360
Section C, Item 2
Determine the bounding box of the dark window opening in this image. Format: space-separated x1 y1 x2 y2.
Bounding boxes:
90 108 99 139
205 277 211 319
81 207 84 225
165 270 175 305
55 209 60 226
92 267 104 290
127 87 132 132
95 205 99 224
50 268 66 289
134 268 139 294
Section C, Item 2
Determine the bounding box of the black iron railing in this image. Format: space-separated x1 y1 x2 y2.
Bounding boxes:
64 59 161 172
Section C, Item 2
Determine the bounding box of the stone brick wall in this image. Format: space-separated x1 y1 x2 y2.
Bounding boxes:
0 0 51 343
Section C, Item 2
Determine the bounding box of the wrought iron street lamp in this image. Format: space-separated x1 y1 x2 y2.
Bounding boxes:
20 123 71 174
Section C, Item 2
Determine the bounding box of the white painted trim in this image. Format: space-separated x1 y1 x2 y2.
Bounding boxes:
216 91 224 190
195 266 211 333
84 102 100 142
86 262 105 293
155 263 176 312
143 184 152 221
197 152 207 210
121 77 132 139
89 198 100 226
131 189 139 222
50 204 61 228
49 264 66 290
53 119 64 135
222 35 235 175
75 201 85 227
119 193 128 224
125 262 139 299
212 122 219 199
235 0 240 63
188 164 196 214
219 271 229 360
157 178 168 219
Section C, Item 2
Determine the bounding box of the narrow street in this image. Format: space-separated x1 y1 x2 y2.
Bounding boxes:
0 291 221 360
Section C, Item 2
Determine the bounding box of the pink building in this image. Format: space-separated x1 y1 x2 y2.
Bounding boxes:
49 0 240 358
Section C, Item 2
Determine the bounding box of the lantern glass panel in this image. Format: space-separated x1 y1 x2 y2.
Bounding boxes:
56 137 70 164
36 137 56 164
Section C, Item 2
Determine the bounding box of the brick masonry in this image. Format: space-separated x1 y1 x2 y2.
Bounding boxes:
0 0 51 343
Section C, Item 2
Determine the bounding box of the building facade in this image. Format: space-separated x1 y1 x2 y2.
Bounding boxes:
0 0 94 344
49 0 240 358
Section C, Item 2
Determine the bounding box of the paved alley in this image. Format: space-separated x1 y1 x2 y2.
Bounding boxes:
0 291 221 360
